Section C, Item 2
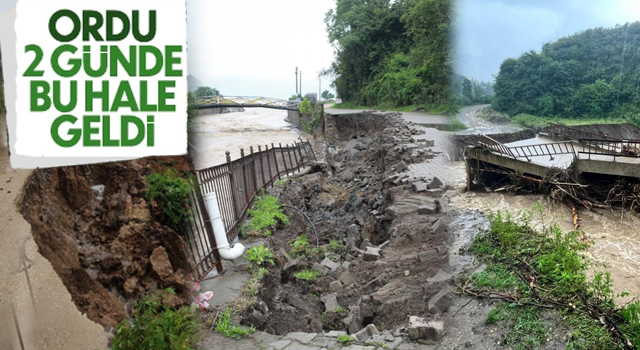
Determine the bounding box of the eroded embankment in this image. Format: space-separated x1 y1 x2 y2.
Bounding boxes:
239 112 457 336
18 156 195 327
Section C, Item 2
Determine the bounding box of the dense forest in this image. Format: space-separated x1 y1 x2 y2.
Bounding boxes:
451 73 494 105
325 0 452 109
493 22 640 124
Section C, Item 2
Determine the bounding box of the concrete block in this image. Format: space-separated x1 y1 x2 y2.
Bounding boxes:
412 182 427 193
353 324 378 342
363 247 381 261
329 280 343 292
325 330 347 338
408 316 444 341
427 288 453 314
418 249 439 263
321 257 340 272
418 203 438 215
428 176 443 189
321 293 340 312
339 271 356 285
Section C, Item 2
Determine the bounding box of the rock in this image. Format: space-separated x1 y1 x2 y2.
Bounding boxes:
283 259 306 279
435 245 449 254
358 239 373 250
123 277 138 295
325 330 347 338
435 196 450 213
428 176 443 189
363 247 381 261
267 340 292 350
427 288 453 314
427 269 453 283
396 161 408 172
321 293 341 312
418 249 439 263
363 273 388 291
343 303 364 334
412 182 427 193
404 270 410 277
329 280 343 292
344 139 359 152
313 263 330 276
353 324 378 342
321 257 340 272
408 316 444 341
339 271 356 285
427 188 444 196
150 246 173 281
418 203 439 215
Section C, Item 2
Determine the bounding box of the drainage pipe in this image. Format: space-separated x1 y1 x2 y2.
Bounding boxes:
203 192 245 260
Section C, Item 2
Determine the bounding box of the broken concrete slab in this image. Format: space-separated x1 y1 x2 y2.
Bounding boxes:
363 247 381 261
431 218 447 235
321 257 340 272
325 330 347 338
417 249 439 263
412 182 427 193
418 203 438 215
353 324 378 342
285 332 317 344
283 259 307 279
339 271 356 286
321 293 340 312
408 316 444 341
428 176 443 189
427 288 453 314
329 280 343 292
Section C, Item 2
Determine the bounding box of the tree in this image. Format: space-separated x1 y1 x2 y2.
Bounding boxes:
462 78 472 102
194 86 220 98
321 90 335 100
299 97 313 117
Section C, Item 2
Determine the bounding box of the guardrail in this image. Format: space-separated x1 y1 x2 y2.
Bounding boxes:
478 134 516 158
508 141 576 162
194 96 298 111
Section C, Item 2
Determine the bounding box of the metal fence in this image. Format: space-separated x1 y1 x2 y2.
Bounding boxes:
183 140 316 281
578 139 640 160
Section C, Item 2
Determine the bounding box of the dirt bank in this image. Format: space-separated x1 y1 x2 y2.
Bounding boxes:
235 112 456 335
18 156 197 328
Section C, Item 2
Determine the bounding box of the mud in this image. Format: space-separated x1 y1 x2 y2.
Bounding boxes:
18 156 196 327
237 112 457 335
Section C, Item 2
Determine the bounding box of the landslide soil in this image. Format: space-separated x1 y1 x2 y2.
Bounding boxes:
18 156 197 328
238 113 454 335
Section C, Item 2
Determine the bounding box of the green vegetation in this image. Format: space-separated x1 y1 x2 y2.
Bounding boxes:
145 169 194 230
452 73 494 105
289 235 349 260
300 103 324 133
112 289 200 350
330 101 457 115
215 307 255 340
244 245 275 269
510 113 629 130
337 334 355 346
321 90 335 100
463 209 640 349
293 269 322 282
299 97 313 116
325 0 452 109
493 22 640 126
245 193 289 236
194 86 220 98
243 267 268 297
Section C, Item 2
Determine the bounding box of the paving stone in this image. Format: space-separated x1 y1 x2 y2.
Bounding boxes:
267 339 292 350
321 293 340 312
353 323 378 342
286 342 318 350
252 330 282 344
408 316 443 341
342 345 375 350
325 330 347 338
412 182 427 193
285 332 318 344
428 177 443 189
321 257 340 272
430 219 447 235
310 336 340 348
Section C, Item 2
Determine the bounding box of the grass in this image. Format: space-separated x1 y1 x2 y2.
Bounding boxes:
112 289 200 350
244 193 289 236
463 208 640 349
337 334 355 346
330 101 458 115
214 307 255 340
293 269 322 282
288 235 349 260
509 113 629 129
244 245 275 269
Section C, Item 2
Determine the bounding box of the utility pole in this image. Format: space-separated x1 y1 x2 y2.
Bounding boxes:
300 71 302 97
295 67 298 96
318 75 321 101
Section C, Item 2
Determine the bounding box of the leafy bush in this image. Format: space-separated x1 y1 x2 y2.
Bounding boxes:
244 245 275 269
293 269 322 282
337 334 354 346
112 289 200 350
299 97 313 116
215 307 255 339
245 194 289 236
145 169 194 230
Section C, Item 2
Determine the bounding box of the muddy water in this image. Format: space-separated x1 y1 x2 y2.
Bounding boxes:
191 108 311 169
445 160 640 302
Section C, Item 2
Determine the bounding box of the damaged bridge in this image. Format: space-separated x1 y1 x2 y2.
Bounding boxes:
465 123 640 189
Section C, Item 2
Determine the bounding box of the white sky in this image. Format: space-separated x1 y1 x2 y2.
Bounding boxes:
186 0 336 99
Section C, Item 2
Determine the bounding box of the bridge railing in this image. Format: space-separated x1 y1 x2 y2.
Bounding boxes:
578 139 640 160
507 141 576 162
194 96 297 110
478 134 516 158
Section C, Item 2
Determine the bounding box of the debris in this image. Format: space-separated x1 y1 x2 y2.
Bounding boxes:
354 324 378 342
408 316 444 341
321 293 341 312
427 288 453 314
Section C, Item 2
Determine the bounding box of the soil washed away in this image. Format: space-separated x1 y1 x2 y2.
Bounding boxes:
237 112 457 335
18 156 196 327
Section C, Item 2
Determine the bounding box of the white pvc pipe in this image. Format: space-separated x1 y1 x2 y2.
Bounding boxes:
203 191 245 260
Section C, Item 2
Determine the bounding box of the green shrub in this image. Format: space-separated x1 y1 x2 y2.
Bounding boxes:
245 194 289 236
112 289 200 350
299 97 313 116
244 245 275 269
293 269 322 282
145 169 194 230
215 307 255 339
337 334 354 346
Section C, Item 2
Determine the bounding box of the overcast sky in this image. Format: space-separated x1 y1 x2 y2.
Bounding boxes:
187 0 336 99
454 0 640 82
